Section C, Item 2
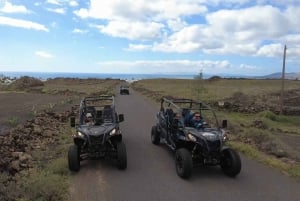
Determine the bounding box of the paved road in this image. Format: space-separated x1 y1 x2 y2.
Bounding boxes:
69 89 300 201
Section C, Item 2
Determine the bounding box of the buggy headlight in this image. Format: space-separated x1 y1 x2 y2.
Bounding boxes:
77 131 84 137
109 129 117 136
187 133 197 142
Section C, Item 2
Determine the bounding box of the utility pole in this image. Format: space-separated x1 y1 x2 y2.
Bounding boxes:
279 45 287 115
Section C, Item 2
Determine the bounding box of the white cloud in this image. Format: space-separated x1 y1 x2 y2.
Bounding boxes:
96 60 233 74
151 5 296 58
35 51 54 58
0 16 48 31
0 2 30 13
46 7 66 14
46 0 61 6
72 28 88 34
69 1 78 7
256 43 283 57
125 44 152 51
74 0 207 21
93 21 164 40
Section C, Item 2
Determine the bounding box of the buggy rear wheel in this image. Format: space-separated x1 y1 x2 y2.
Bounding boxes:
175 148 192 179
68 145 80 172
151 125 160 145
116 141 127 170
220 148 241 177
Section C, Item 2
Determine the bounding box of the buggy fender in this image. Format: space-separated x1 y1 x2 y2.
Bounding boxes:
109 134 122 143
221 146 230 152
74 137 85 147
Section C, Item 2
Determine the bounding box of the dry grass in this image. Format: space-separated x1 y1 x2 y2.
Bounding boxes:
132 78 300 102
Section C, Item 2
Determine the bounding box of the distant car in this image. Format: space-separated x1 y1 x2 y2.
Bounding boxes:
68 95 127 172
120 85 130 95
151 97 241 179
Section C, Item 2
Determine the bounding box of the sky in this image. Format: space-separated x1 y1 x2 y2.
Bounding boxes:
0 0 299 76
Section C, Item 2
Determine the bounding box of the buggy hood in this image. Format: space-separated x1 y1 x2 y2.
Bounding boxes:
78 124 115 136
185 127 223 141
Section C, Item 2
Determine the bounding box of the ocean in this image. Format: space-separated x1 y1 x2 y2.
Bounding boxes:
0 71 195 81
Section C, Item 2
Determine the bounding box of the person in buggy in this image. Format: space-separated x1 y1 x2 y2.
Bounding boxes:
190 112 204 129
85 113 95 126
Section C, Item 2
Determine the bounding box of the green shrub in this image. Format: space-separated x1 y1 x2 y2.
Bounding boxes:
22 171 68 201
259 110 278 121
7 116 19 127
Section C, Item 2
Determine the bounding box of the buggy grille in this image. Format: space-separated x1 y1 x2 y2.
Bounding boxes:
207 140 221 152
89 135 104 145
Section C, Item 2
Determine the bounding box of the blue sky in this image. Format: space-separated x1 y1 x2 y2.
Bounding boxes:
0 0 299 76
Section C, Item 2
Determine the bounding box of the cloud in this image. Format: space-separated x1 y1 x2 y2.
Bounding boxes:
125 44 152 51
74 1 299 61
151 5 297 58
74 0 207 21
92 21 164 40
72 28 88 34
35 51 54 58
46 0 61 6
256 43 283 57
74 0 207 41
0 16 48 31
69 1 78 7
46 7 66 14
0 2 30 13
96 60 233 74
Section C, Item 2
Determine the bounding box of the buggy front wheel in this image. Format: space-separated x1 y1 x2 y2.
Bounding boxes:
175 148 192 179
68 145 80 172
116 142 127 170
151 125 160 145
220 148 241 177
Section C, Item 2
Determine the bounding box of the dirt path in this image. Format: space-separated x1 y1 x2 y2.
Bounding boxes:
68 88 300 201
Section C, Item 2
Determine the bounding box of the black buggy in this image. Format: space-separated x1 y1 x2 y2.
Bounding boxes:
151 97 241 179
68 95 127 172
120 85 130 95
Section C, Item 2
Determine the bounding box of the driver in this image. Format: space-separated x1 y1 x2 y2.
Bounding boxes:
85 113 95 126
190 112 203 129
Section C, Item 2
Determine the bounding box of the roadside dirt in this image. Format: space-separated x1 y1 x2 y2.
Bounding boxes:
0 92 77 135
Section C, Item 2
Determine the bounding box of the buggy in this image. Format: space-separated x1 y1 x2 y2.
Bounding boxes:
120 85 130 95
68 95 127 172
151 97 241 179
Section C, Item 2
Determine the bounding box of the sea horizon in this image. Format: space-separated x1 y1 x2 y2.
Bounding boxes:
0 71 197 81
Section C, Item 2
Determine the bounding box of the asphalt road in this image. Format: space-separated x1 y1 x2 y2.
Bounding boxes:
69 89 300 201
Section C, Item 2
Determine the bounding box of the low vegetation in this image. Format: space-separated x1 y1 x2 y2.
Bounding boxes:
0 77 123 201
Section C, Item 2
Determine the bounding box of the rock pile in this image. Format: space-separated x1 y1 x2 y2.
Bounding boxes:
0 110 71 176
217 89 300 115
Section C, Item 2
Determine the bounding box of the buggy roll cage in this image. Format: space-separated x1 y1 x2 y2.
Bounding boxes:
78 95 115 125
160 97 223 128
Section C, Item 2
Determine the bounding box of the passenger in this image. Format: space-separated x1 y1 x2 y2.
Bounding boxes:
85 113 95 126
190 112 204 129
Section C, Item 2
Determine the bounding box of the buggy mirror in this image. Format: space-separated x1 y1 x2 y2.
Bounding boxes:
222 119 227 128
118 114 124 122
70 116 76 127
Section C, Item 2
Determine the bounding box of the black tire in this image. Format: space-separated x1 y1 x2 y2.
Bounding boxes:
68 145 80 172
151 125 160 145
116 141 127 170
175 148 193 179
220 148 242 177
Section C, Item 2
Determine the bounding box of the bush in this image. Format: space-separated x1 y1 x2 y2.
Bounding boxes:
11 76 44 89
259 110 278 121
22 171 68 201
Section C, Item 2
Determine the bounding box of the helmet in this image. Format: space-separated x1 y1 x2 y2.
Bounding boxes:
86 113 92 118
